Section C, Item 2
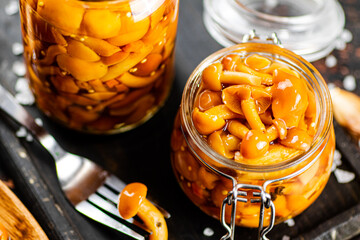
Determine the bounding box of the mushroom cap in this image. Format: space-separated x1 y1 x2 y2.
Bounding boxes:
118 182 148 219
222 85 272 115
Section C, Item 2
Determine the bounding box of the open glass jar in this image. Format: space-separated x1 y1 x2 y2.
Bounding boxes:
203 0 345 62
19 0 179 134
170 41 335 238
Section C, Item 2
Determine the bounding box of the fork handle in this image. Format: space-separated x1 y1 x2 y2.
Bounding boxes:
0 84 67 160
0 118 84 240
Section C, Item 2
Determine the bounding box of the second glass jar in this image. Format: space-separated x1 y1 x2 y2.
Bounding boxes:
20 0 179 134
171 42 335 228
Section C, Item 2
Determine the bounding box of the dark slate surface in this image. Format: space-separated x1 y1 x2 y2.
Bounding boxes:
0 0 359 239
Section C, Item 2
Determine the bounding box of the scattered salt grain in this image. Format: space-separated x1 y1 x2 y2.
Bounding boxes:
15 91 34 105
15 78 29 92
334 168 355 184
15 126 27 138
4 0 18 15
203 227 214 237
284 218 295 227
343 75 357 91
26 134 33 142
341 29 353 43
35 118 43 126
331 149 342 172
335 39 347 51
333 149 342 162
327 83 336 90
14 78 35 105
12 61 26 77
325 55 337 68
12 42 23 56
282 235 290 240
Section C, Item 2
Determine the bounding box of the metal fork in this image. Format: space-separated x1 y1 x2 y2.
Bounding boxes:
0 84 169 240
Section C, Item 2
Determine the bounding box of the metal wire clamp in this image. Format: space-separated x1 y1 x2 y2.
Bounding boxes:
242 29 282 46
220 183 275 240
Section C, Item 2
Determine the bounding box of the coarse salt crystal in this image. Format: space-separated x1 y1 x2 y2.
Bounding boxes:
332 149 342 172
26 134 33 142
4 0 18 15
15 78 28 92
343 75 357 91
12 61 26 77
333 149 342 162
35 118 43 126
15 126 27 138
12 42 24 56
327 83 336 90
332 158 342 172
325 55 337 68
335 39 346 51
15 92 35 105
15 78 35 105
334 168 355 184
341 29 353 43
203 227 214 237
284 218 295 227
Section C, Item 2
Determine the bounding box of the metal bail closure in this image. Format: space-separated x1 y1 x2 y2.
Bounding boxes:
242 29 282 46
220 183 276 240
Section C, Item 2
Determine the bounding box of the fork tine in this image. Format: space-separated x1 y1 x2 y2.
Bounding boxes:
88 193 152 235
75 201 145 240
105 174 127 192
97 185 119 204
88 193 121 217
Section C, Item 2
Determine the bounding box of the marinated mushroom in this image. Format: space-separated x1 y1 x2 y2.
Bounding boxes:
118 183 168 240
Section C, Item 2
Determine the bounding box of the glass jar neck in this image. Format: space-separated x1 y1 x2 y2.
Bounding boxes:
234 0 326 24
203 0 345 62
180 42 332 173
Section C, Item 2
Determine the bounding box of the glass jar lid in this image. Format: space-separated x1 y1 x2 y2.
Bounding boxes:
203 0 345 62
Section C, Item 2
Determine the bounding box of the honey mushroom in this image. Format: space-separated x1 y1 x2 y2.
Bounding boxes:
193 53 314 161
118 183 168 240
171 51 333 228
20 0 178 133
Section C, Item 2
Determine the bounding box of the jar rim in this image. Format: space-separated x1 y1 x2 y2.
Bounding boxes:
203 0 345 62
181 42 333 173
44 0 168 11
233 0 326 25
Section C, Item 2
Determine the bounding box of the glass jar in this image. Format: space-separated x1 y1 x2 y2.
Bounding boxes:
19 0 179 134
203 0 345 62
170 42 335 237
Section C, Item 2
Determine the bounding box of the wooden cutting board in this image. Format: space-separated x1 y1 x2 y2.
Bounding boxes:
0 180 48 239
